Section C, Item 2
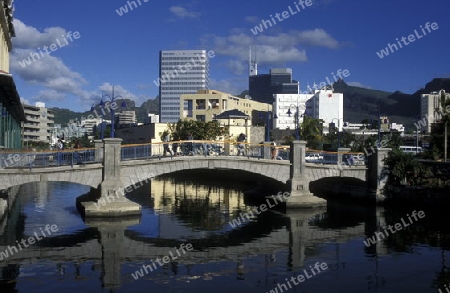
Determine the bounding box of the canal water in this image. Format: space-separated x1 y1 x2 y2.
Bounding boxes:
0 171 449 293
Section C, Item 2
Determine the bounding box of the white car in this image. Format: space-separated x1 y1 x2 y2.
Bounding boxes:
305 153 324 163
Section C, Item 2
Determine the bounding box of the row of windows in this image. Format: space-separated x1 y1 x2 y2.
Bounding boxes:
161 66 207 70
162 107 181 111
162 62 208 66
162 56 207 60
160 82 206 86
161 87 206 91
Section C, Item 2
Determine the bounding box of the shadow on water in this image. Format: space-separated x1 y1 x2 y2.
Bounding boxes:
2 174 450 292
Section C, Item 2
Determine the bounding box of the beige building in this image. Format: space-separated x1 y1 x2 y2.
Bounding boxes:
0 0 26 149
0 0 13 72
23 102 54 143
116 110 136 126
420 90 450 133
180 90 272 125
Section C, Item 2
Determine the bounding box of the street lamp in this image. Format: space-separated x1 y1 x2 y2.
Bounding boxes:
90 102 104 139
260 109 278 141
100 85 127 138
286 104 306 140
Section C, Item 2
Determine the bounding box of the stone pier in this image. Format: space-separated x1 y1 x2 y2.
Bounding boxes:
286 141 327 208
78 138 142 217
366 147 391 202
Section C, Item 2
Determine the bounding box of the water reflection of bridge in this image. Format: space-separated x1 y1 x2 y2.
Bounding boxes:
0 211 367 289
0 178 381 289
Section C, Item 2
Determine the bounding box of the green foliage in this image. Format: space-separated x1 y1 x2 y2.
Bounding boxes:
324 129 355 149
24 141 50 150
384 149 431 186
299 116 323 149
166 120 228 141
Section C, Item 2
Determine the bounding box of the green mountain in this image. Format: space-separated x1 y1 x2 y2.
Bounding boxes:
50 98 159 125
334 78 450 129
50 78 450 130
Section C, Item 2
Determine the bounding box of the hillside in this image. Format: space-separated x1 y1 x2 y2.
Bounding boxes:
50 78 450 130
50 98 159 125
334 78 450 128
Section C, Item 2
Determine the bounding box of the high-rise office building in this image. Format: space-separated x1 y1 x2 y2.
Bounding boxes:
23 102 54 143
420 90 450 133
249 68 299 103
158 50 209 123
0 0 26 149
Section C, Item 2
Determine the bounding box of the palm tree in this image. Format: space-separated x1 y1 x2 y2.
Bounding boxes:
384 149 430 186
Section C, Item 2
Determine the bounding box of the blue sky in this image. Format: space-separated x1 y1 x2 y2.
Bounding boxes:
10 0 450 112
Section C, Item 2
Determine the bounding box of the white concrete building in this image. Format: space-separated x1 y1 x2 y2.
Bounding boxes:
116 111 136 126
158 50 210 123
23 102 54 143
273 89 344 133
273 94 312 129
307 89 344 133
420 90 450 133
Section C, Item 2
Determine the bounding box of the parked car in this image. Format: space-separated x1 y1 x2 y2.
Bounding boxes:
305 153 324 163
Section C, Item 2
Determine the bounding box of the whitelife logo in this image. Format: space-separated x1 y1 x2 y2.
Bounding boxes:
228 192 290 228
0 224 59 261
376 22 438 59
266 262 328 293
18 32 81 68
116 0 149 16
131 243 193 280
363 210 425 247
250 0 313 35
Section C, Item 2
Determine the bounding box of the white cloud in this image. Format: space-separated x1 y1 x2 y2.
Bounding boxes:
209 78 246 96
245 16 259 24
12 19 67 49
204 29 340 74
11 48 88 97
33 89 66 102
292 29 339 49
10 20 151 111
347 81 372 89
169 6 201 19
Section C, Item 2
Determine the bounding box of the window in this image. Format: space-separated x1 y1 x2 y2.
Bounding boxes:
196 115 205 122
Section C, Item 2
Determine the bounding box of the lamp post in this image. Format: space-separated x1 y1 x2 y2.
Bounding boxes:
263 111 278 142
99 85 127 138
331 118 342 148
286 104 306 140
90 102 104 139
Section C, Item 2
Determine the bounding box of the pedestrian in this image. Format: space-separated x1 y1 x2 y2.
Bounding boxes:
270 141 277 160
236 133 246 156
187 133 194 155
162 131 173 157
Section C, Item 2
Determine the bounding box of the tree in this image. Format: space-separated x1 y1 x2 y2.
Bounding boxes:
384 149 431 186
166 120 228 141
300 117 323 149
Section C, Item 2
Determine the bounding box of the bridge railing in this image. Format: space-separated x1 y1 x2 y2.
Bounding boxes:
120 141 288 161
0 148 100 169
305 149 367 166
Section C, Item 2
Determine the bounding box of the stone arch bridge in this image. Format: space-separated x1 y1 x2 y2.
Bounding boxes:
0 139 389 217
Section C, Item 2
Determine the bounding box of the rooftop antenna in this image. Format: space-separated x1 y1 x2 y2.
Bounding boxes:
249 46 257 76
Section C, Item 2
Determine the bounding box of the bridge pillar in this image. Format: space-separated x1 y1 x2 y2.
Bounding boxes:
337 147 350 165
79 138 142 217
263 141 271 159
84 217 140 289
367 147 391 202
94 139 103 162
286 141 326 208
286 208 326 267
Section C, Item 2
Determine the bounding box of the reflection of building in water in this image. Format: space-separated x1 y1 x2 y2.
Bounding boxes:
150 177 248 238
17 182 49 211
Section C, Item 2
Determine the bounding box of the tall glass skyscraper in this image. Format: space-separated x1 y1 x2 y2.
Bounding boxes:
157 50 209 123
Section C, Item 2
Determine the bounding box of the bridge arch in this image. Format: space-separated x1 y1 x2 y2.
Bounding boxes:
0 164 103 192
120 157 292 188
